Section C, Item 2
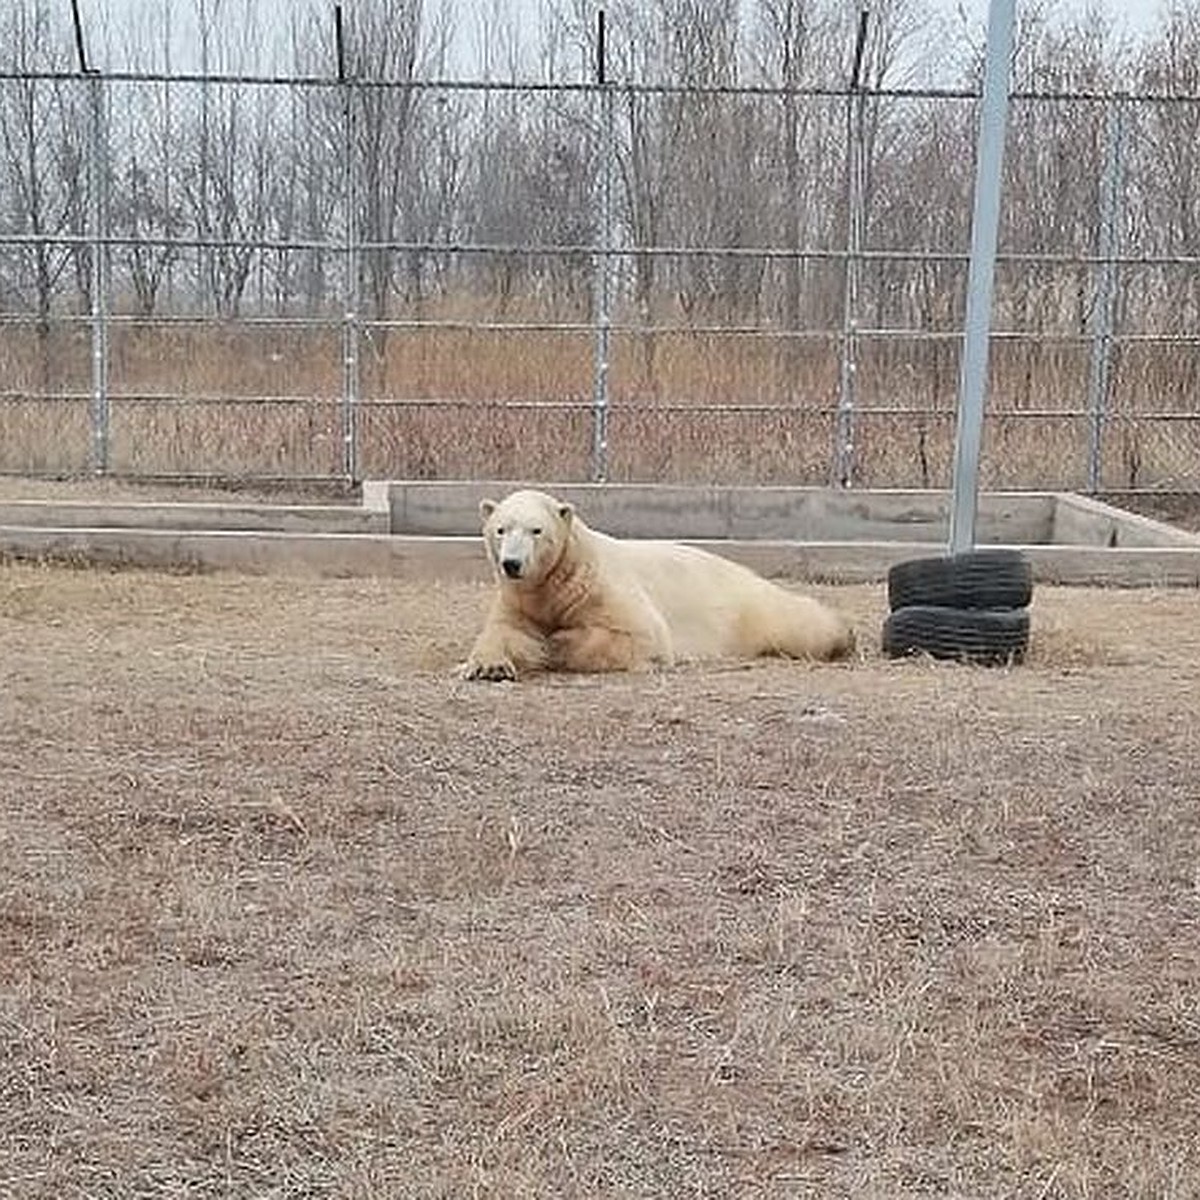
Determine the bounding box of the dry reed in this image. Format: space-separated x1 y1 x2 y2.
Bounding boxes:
2 313 1197 487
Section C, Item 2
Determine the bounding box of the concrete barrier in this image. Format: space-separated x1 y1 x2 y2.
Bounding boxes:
2 482 1198 586
382 481 1055 543
0 500 385 535
0 526 484 579
4 524 1200 586
1052 493 1200 549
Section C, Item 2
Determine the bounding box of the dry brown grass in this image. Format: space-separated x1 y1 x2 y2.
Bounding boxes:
3 561 1200 1197
4 318 1200 488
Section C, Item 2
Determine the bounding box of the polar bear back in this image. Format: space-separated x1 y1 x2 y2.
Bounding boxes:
582 527 843 662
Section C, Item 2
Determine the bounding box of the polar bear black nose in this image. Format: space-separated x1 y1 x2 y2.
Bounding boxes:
501 558 523 579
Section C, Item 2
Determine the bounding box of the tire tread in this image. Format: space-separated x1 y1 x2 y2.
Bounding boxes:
882 604 1030 665
887 550 1033 612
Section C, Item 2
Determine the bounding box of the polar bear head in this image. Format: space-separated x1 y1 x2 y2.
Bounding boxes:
479 489 575 584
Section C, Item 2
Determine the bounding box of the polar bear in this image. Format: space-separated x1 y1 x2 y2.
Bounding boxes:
459 488 853 681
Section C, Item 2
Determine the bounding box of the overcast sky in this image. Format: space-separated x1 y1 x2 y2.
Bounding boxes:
949 0 1164 39
81 0 1172 76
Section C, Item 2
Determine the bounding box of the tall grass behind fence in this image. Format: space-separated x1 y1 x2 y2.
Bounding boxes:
2 2 1199 492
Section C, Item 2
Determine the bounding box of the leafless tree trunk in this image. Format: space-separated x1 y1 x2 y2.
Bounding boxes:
0 1 79 394
334 0 451 394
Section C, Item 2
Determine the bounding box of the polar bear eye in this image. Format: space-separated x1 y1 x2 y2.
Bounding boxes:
530 527 543 536
496 526 505 535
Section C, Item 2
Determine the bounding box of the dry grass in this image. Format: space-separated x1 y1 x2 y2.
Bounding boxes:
3 562 1200 1197
4 319 1200 488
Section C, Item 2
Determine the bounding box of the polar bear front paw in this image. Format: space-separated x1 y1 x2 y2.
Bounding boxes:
457 657 518 683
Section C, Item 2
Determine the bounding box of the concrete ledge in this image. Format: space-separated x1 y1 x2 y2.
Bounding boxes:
0 500 386 535
700 541 1200 587
2 482 1197 587
383 481 1055 544
4 525 1200 587
361 480 392 514
1023 544 1200 587
0 527 486 580
1052 493 1200 548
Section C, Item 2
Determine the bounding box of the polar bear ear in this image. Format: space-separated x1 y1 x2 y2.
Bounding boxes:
479 499 497 522
557 502 574 527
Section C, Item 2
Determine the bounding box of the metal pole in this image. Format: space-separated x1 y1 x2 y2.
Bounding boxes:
948 0 1017 554
1086 99 1125 495
163 0 174 309
70 0 89 73
87 72 111 475
591 9 615 483
834 4 869 488
337 5 361 484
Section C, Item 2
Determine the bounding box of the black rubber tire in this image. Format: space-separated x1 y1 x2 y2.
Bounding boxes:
882 604 1030 665
887 549 1033 612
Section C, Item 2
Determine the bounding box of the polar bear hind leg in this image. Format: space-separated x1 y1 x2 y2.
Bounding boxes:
737 587 854 661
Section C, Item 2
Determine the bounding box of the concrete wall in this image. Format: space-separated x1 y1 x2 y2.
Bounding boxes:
5 526 1200 586
0 527 483 579
381 482 1056 544
4 484 1199 586
1052 494 1200 549
0 501 386 535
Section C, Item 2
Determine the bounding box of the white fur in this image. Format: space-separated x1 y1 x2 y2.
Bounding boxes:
459 488 854 681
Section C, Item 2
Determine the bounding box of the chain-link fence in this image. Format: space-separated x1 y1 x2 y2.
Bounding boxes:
2 45 1199 493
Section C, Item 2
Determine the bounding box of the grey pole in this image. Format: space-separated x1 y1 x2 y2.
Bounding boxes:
87 72 111 475
590 9 615 483
948 0 1017 554
834 3 869 488
1086 99 1125 495
337 6 361 484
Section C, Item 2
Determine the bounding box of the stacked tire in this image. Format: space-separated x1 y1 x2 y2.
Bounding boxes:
882 549 1033 666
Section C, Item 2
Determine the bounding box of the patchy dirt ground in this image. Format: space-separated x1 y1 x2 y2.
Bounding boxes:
2 565 1199 1198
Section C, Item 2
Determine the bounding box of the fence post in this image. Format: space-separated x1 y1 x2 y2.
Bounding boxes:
79 25 110 474
336 5 361 484
87 74 111 474
833 4 869 488
948 0 1016 554
1086 99 1125 495
590 8 615 483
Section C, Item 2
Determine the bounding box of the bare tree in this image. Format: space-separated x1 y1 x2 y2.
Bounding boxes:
608 0 685 384
1135 2 1200 330
349 0 447 306
0 0 82 391
106 6 187 316
754 0 816 344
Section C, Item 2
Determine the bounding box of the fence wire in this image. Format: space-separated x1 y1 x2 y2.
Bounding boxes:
1 67 1199 492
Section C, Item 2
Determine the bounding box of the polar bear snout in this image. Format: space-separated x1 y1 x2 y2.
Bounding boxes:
495 526 538 580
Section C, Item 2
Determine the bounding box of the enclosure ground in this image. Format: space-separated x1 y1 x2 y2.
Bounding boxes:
2 566 1199 1198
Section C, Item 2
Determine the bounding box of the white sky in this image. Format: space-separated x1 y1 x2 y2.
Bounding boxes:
81 0 1172 75
949 0 1164 40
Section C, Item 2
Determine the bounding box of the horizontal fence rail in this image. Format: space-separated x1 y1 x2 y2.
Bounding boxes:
6 65 1200 105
